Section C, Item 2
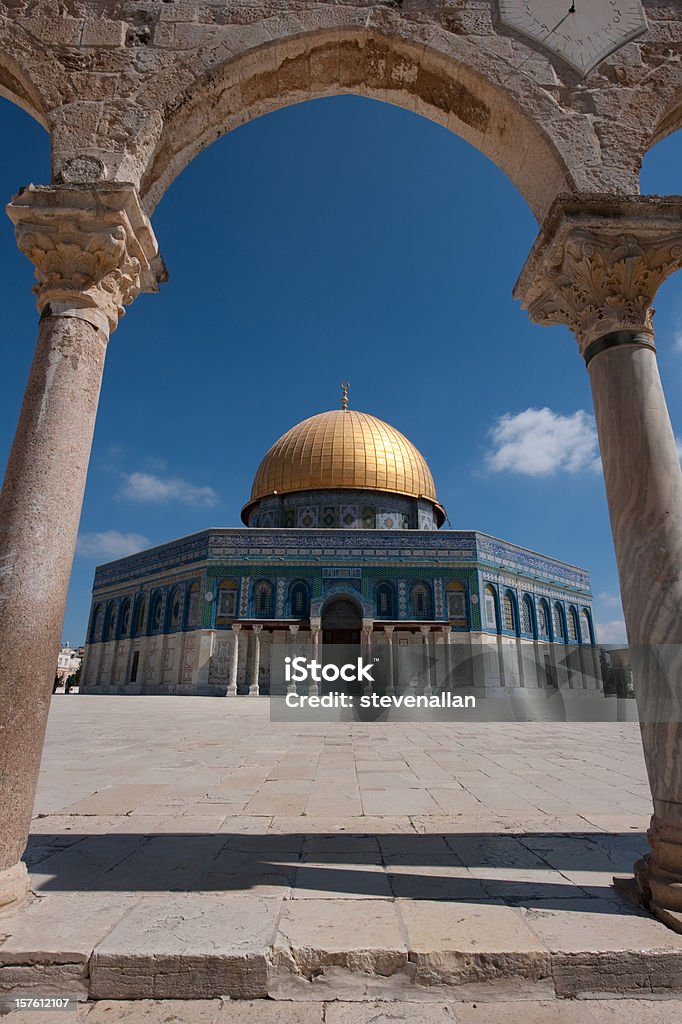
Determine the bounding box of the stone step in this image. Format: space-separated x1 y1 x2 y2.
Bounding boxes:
2 891 682 1003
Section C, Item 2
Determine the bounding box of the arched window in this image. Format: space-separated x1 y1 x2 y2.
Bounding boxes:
290 581 309 618
581 608 593 645
119 599 131 638
484 584 498 631
521 595 535 636
134 596 147 636
553 603 565 642
568 606 579 642
150 592 163 633
254 580 274 617
411 583 431 620
103 602 116 642
90 603 103 644
168 587 182 629
503 591 517 633
376 583 395 619
537 599 550 639
186 583 200 628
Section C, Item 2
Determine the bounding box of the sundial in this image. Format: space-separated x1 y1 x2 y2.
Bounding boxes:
498 1 648 76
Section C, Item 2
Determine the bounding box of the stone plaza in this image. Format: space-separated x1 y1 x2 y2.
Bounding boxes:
3 695 682 1012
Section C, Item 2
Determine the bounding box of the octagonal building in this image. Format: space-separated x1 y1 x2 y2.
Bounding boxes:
80 397 598 696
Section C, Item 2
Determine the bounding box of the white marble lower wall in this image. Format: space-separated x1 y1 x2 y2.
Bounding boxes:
80 628 604 696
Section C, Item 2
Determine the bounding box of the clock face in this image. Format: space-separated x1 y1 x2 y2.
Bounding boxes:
498 1 648 76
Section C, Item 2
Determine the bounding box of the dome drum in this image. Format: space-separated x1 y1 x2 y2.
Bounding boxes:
245 488 441 531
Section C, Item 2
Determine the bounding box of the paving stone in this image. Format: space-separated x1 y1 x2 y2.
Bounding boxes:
85 999 222 1022
398 900 550 988
521 897 682 997
90 894 280 999
324 1002 459 1023
452 999 596 1022
270 899 410 999
293 862 392 899
216 1002 323 1022
63 785 169 815
0 892 138 965
521 897 682 953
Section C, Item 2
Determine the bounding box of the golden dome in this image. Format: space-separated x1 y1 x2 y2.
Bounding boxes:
242 408 444 524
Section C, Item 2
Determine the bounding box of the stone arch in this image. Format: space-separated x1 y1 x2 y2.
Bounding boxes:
139 27 576 219
321 595 363 644
647 103 682 156
0 52 47 128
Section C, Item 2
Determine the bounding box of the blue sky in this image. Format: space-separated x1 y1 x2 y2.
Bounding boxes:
0 95 680 645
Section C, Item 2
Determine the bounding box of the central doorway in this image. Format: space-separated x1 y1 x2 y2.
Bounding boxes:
322 597 362 646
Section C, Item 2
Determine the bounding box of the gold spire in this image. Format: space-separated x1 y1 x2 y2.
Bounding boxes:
340 381 350 412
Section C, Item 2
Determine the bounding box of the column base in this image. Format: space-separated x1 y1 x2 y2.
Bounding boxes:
0 861 29 910
634 817 682 915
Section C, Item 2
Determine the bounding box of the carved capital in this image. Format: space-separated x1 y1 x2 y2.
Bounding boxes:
515 195 682 358
7 184 166 334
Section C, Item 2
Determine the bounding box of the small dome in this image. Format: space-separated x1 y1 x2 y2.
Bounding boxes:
242 408 444 525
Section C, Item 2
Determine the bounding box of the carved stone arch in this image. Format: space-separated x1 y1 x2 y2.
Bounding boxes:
647 99 682 155
0 50 48 128
138 25 577 219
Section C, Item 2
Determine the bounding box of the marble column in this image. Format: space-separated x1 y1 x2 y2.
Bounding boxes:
419 626 432 697
288 625 299 698
441 626 452 693
309 625 321 698
0 184 164 907
384 625 395 696
248 625 263 697
516 194 682 919
227 624 242 697
362 620 374 697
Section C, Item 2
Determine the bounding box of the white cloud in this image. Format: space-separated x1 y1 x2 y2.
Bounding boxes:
676 437 682 461
595 618 628 645
484 407 600 477
77 531 149 560
119 471 218 507
597 591 622 608
673 325 682 354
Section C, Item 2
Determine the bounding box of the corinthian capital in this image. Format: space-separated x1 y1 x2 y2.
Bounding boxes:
515 196 682 360
6 184 166 334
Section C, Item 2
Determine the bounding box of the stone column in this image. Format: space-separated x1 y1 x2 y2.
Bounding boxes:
227 624 242 697
362 620 374 697
248 625 263 697
288 625 299 698
384 625 395 696
309 624 321 698
419 626 432 697
515 194 682 920
441 626 452 694
0 184 164 907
